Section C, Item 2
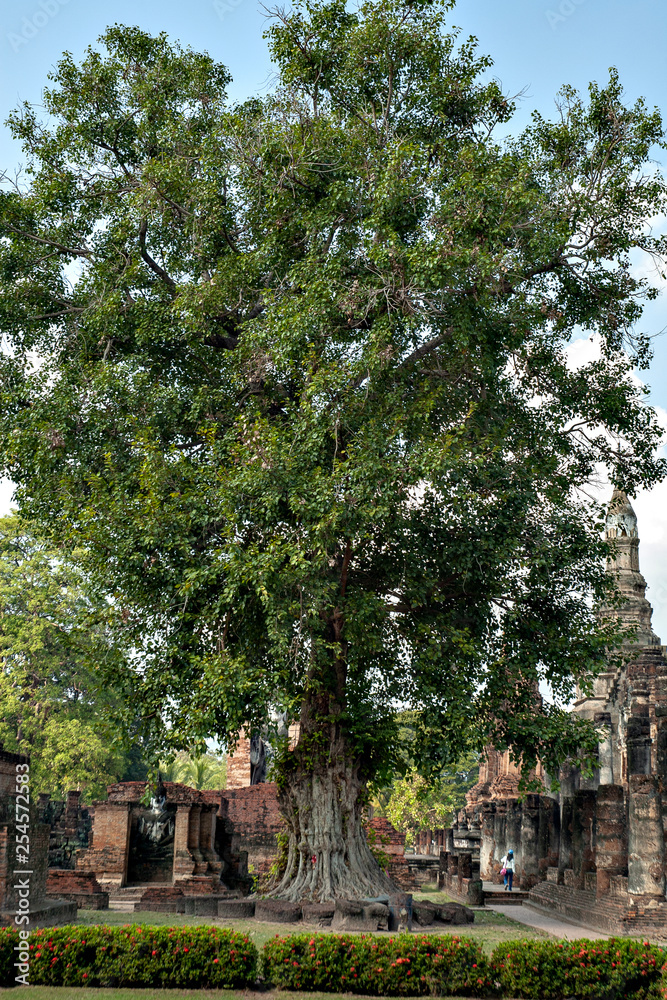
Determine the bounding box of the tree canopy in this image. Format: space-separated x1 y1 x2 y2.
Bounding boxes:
0 515 133 798
0 0 666 896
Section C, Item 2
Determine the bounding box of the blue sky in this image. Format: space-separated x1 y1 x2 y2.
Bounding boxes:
2 0 667 636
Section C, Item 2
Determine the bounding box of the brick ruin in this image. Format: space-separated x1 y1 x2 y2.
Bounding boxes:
439 490 667 936
0 747 76 927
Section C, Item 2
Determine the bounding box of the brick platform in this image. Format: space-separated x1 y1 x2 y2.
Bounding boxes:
46 869 109 909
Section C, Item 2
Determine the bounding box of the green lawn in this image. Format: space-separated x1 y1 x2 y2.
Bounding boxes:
0 991 469 1000
72 889 547 956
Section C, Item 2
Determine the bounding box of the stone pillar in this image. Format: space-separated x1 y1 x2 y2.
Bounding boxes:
438 850 448 888
627 712 651 776
479 802 495 881
559 795 574 876
538 796 559 879
173 804 195 879
199 807 223 875
572 790 596 890
519 794 541 890
595 784 627 898
457 852 472 892
506 800 522 881
595 712 614 785
628 774 665 898
445 828 455 855
492 801 507 882
655 705 667 779
190 805 208 873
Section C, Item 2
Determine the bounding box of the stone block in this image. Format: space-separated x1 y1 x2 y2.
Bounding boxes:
332 898 380 932
193 896 219 916
436 902 474 925
387 892 413 931
412 901 437 926
255 898 302 923
301 902 335 926
218 898 256 919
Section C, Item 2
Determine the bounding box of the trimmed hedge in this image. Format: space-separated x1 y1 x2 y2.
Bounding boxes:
1 923 666 997
262 932 667 999
262 932 493 996
0 928 17 986
492 938 665 999
0 924 257 988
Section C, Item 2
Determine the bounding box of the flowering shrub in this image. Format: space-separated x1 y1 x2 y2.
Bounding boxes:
262 932 494 996
0 927 20 986
0 924 257 988
492 938 665 1000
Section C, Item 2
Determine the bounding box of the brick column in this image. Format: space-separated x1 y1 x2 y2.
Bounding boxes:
628 774 665 898
199 807 223 875
572 790 596 890
226 732 252 788
173 804 195 879
595 784 627 898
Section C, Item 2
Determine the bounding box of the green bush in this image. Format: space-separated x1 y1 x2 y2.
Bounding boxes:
492 938 665 1000
3 924 257 989
262 931 494 996
0 927 21 986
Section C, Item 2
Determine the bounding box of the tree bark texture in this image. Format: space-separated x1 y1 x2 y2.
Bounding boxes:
270 742 397 901
268 682 396 901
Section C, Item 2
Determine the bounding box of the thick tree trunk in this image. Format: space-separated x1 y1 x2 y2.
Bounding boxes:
269 731 397 901
267 572 396 901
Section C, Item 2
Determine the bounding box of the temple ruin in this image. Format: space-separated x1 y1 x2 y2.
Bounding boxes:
439 489 667 936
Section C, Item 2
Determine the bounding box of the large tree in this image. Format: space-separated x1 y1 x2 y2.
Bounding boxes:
0 1 665 898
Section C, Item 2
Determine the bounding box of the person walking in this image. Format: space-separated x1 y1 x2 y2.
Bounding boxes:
500 849 515 891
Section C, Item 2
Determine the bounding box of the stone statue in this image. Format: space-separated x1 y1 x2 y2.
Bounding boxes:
250 733 267 784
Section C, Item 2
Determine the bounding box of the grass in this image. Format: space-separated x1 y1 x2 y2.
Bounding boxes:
0 991 469 1000
73 891 548 956
1 895 549 999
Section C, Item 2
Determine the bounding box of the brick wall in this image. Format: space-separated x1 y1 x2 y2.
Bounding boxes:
529 880 667 938
215 783 285 866
0 748 29 796
367 817 406 856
